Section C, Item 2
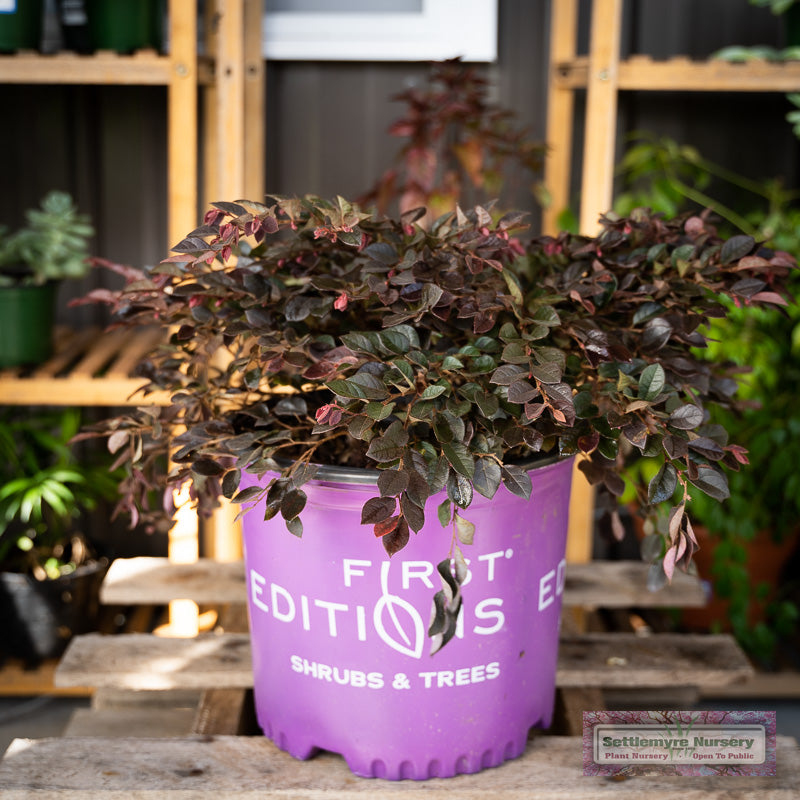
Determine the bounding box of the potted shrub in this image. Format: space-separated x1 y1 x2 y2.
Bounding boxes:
0 407 119 663
0 190 94 368
80 196 795 778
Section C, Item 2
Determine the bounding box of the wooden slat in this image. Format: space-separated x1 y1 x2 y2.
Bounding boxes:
0 660 92 698
0 51 171 85
55 633 253 690
1 735 797 797
564 561 706 607
556 54 800 92
101 558 246 605
68 327 135 377
557 633 753 688
0 376 168 407
105 327 165 377
54 631 753 692
100 557 706 608
27 326 100 377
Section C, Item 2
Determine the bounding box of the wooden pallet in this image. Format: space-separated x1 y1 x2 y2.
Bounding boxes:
1 734 797 798
0 326 169 407
99 557 708 608
53 630 754 693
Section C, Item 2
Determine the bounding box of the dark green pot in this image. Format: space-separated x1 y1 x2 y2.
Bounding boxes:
784 4 800 47
85 0 164 53
0 0 44 52
0 281 57 368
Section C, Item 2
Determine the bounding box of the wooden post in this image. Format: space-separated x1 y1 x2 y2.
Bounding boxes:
542 0 578 236
579 0 623 234
568 0 623 567
166 0 200 634
167 0 198 246
200 0 265 563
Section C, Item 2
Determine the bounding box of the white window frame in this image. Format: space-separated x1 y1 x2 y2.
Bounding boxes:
262 0 498 62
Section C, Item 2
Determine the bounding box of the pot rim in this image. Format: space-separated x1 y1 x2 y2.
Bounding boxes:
270 452 569 486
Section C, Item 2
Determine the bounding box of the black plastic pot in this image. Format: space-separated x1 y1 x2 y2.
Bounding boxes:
0 560 108 664
85 0 164 53
0 0 44 52
0 281 57 368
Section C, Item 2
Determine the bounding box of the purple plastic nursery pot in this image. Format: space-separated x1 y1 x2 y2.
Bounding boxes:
240 454 575 780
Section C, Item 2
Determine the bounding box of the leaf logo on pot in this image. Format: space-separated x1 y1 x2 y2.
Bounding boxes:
373 562 424 659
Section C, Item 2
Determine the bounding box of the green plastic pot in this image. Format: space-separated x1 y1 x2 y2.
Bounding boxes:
85 0 164 54
0 0 44 52
0 281 57 368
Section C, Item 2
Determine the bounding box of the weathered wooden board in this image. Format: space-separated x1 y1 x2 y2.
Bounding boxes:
563 561 705 607
55 632 753 691
100 557 705 608
0 734 797 798
556 633 753 689
55 633 253 690
101 557 246 605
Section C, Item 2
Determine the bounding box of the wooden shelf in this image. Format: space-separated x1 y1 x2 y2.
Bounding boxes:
0 326 169 407
0 49 171 85
555 54 800 93
0 49 214 87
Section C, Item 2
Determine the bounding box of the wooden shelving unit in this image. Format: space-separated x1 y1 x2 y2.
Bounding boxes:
543 0 800 564
0 0 265 640
543 0 800 237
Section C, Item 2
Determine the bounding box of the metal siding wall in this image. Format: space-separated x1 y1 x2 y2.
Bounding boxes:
1 0 798 323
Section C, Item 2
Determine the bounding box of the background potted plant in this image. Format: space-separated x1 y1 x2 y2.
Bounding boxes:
360 58 547 222
615 133 800 665
0 190 94 367
79 195 794 778
0 407 120 664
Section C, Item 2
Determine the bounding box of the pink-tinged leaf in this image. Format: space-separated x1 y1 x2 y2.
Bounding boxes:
749 291 788 306
610 509 625 542
107 430 129 454
685 515 698 546
374 515 400 538
334 292 348 311
675 531 687 563
668 503 684 545
662 544 678 582
726 444 749 465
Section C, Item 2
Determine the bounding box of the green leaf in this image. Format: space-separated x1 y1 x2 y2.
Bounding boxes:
442 441 475 479
638 363 665 402
648 462 677 504
420 384 447 400
365 401 395 420
473 457 502 499
437 498 452 527
441 355 464 370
